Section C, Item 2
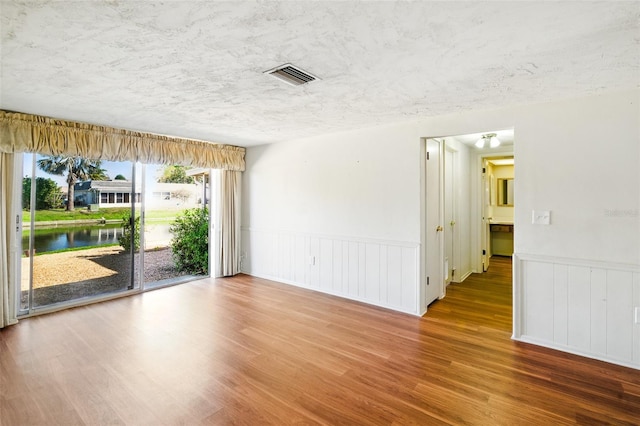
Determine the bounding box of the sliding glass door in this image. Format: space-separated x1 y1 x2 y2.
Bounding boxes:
140 163 208 288
19 154 140 313
17 155 211 316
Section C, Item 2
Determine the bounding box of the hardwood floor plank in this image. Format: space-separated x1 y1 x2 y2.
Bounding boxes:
2 256 639 424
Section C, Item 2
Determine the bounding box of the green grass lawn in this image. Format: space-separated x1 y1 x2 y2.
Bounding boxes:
23 208 181 223
144 210 181 224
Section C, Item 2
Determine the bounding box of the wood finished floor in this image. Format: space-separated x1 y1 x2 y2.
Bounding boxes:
1 256 639 425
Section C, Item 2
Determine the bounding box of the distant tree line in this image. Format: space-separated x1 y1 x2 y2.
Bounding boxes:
22 177 63 210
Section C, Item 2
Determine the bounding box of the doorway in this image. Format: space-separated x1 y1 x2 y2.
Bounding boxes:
481 156 515 272
421 130 514 318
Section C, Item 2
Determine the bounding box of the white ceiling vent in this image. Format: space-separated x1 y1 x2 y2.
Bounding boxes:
264 63 319 86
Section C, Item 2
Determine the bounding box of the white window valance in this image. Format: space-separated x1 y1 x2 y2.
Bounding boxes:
0 110 245 171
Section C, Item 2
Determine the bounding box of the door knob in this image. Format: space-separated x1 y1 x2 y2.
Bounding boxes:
450 220 456 226
436 226 443 232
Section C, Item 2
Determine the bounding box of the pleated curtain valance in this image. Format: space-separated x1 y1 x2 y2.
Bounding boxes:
0 110 245 171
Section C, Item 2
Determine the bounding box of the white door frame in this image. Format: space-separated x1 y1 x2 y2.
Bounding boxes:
471 149 514 273
421 134 514 315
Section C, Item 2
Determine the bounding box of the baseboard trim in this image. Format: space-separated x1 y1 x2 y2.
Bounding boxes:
458 270 473 282
514 335 639 371
243 271 420 317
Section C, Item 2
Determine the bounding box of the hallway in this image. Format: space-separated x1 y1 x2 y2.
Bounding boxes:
426 255 513 332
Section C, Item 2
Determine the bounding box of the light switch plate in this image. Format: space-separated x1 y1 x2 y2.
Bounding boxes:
532 210 551 225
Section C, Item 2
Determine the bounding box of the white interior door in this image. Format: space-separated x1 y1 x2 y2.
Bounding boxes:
425 139 444 305
444 146 456 285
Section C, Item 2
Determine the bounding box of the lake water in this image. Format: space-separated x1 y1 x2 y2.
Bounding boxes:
24 223 172 253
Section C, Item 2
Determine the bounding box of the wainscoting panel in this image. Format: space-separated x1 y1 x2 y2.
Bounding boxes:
515 254 640 369
241 228 420 315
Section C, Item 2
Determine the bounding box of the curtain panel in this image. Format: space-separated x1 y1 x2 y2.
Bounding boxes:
0 153 19 328
0 110 245 171
217 170 241 277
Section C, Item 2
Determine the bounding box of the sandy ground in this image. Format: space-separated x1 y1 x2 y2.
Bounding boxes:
21 246 190 307
22 246 182 288
25 246 120 289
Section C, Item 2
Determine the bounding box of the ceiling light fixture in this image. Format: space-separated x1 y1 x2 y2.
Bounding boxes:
475 133 501 148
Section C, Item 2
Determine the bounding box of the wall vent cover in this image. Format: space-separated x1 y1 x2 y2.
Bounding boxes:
264 63 319 86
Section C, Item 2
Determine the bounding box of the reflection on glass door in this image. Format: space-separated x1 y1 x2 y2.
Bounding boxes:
19 154 139 313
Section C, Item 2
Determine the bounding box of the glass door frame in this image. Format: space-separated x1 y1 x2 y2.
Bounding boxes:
138 164 215 291
16 157 216 318
17 154 142 317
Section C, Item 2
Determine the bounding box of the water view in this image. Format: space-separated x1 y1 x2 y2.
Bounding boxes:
19 155 204 313
24 223 173 254
23 223 125 253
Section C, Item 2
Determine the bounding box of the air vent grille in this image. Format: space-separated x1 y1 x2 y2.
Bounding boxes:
264 64 318 86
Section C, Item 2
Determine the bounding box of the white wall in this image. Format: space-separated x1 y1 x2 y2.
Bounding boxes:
243 123 421 242
510 90 640 369
242 123 423 313
514 93 639 264
242 89 640 369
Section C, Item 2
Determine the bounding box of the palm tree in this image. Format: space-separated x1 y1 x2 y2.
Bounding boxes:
88 165 110 181
37 155 103 211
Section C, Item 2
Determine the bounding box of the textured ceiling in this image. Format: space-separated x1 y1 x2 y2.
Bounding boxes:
1 1 638 147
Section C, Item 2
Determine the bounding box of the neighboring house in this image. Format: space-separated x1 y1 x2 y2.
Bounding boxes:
73 180 201 209
147 182 202 209
74 180 142 208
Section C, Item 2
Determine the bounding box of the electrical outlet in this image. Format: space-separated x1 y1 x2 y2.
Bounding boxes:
532 210 551 225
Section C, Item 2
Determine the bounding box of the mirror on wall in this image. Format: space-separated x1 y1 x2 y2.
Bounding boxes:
487 157 514 207
497 178 514 206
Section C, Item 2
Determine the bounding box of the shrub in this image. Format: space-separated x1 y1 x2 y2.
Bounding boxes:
170 207 209 274
118 214 140 252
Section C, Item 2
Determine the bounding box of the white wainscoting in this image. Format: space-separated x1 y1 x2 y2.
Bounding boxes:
241 228 420 315
514 253 640 370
